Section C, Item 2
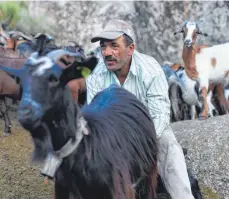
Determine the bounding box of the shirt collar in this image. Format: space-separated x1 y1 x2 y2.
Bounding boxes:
129 50 137 76
99 50 137 76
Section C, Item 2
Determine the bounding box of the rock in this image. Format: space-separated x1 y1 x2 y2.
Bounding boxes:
171 114 229 199
26 1 229 64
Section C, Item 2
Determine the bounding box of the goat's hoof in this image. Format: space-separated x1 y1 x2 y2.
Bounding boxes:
182 147 188 156
198 115 207 120
3 132 10 137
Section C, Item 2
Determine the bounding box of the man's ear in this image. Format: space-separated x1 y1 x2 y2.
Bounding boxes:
127 43 135 56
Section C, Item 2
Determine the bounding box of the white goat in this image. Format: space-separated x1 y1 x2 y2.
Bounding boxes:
174 21 229 119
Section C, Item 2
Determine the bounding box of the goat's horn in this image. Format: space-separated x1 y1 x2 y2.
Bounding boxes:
46 34 53 41
1 15 12 29
19 32 33 41
8 31 33 41
46 49 84 62
0 29 10 39
0 24 10 39
183 20 188 25
34 33 42 39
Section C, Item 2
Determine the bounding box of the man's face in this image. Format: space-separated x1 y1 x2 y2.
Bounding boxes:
100 36 133 72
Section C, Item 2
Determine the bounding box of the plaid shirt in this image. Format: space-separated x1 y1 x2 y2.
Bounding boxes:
86 50 171 138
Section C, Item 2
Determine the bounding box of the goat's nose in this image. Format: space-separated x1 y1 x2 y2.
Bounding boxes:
184 39 192 46
17 106 41 130
18 106 33 117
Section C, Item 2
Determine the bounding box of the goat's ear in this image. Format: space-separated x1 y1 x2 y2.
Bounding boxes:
196 30 208 37
0 65 25 78
79 56 98 72
174 28 184 35
183 20 188 25
60 56 98 85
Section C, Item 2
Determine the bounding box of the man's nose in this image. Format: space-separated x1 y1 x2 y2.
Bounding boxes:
102 46 112 56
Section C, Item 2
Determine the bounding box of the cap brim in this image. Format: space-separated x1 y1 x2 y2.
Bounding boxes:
91 31 124 43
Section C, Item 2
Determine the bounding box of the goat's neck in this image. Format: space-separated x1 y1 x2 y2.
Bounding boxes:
182 44 198 79
46 89 79 151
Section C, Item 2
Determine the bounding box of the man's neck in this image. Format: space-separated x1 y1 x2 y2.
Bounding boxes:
115 57 132 84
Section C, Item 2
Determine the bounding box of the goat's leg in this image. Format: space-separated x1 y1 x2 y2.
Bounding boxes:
197 78 209 120
181 103 190 120
215 83 229 115
54 181 70 199
187 170 203 199
206 90 219 117
198 87 209 120
169 83 183 121
0 98 11 136
190 105 196 120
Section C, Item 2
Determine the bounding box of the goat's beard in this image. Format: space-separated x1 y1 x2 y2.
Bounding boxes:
29 122 54 164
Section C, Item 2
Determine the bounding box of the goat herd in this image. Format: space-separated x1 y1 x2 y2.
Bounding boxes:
0 20 226 199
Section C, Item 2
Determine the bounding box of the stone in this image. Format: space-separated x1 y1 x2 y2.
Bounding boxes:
172 115 229 199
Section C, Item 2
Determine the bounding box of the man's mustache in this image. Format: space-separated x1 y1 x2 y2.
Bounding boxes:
104 56 117 62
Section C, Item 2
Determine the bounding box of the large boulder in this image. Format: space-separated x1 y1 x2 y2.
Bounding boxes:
172 115 229 199
26 1 229 64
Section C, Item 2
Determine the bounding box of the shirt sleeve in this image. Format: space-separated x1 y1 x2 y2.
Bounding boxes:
146 69 171 138
86 73 103 104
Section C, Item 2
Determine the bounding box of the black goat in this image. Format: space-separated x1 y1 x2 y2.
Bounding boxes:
0 50 158 199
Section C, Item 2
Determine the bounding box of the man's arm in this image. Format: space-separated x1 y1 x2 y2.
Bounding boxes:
86 74 103 104
67 78 86 103
146 69 171 138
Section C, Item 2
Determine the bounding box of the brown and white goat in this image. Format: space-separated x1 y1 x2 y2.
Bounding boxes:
174 21 229 119
0 56 26 135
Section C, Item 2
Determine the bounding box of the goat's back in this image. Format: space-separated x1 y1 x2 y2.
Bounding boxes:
81 84 157 168
0 70 20 95
0 57 26 69
0 47 20 58
76 84 157 198
195 42 229 81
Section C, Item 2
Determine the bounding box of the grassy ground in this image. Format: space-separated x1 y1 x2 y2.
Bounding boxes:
0 111 220 199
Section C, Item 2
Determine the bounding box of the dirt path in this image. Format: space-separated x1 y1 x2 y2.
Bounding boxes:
0 119 53 199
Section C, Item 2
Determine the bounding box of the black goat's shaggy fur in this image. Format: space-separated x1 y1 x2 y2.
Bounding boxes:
76 84 158 199
15 63 158 199
50 85 158 199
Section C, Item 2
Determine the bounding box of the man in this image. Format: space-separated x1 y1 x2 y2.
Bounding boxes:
84 19 194 199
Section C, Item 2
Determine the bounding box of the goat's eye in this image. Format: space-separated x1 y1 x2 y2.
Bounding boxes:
48 75 58 83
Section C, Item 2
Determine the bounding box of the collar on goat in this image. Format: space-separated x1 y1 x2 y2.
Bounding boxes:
40 116 89 179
